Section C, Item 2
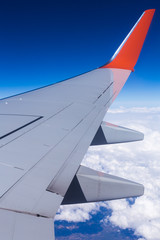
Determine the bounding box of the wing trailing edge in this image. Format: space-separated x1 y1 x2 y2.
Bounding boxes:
91 121 144 145
62 165 144 205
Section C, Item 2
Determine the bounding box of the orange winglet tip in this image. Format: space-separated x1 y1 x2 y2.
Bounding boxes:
101 9 155 71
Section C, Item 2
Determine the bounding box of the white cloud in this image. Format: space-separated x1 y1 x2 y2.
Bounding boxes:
55 203 101 222
56 107 160 240
108 106 160 114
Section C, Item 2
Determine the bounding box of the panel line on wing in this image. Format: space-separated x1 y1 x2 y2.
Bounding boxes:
104 92 116 107
0 102 74 148
0 116 43 140
93 82 113 104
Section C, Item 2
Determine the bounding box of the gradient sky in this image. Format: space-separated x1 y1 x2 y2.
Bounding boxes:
0 0 160 106
0 1 160 240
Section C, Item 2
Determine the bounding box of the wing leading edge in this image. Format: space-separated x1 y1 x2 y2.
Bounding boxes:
0 9 155 240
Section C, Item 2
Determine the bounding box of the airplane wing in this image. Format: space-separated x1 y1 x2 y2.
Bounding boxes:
0 9 155 240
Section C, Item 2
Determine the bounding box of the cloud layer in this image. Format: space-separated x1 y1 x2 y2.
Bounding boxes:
55 107 160 240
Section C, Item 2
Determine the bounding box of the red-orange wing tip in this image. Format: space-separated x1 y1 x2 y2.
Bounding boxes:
101 9 155 71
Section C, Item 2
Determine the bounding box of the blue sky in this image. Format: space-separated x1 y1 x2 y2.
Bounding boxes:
0 1 160 240
0 0 160 106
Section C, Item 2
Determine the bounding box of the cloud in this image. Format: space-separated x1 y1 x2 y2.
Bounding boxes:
108 106 160 114
55 202 101 222
56 107 160 240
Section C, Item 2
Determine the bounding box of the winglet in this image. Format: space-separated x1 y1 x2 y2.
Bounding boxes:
101 9 155 71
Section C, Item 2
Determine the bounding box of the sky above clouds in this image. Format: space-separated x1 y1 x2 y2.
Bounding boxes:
0 0 160 240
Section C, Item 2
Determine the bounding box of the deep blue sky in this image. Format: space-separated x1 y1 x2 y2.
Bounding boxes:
0 0 160 107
